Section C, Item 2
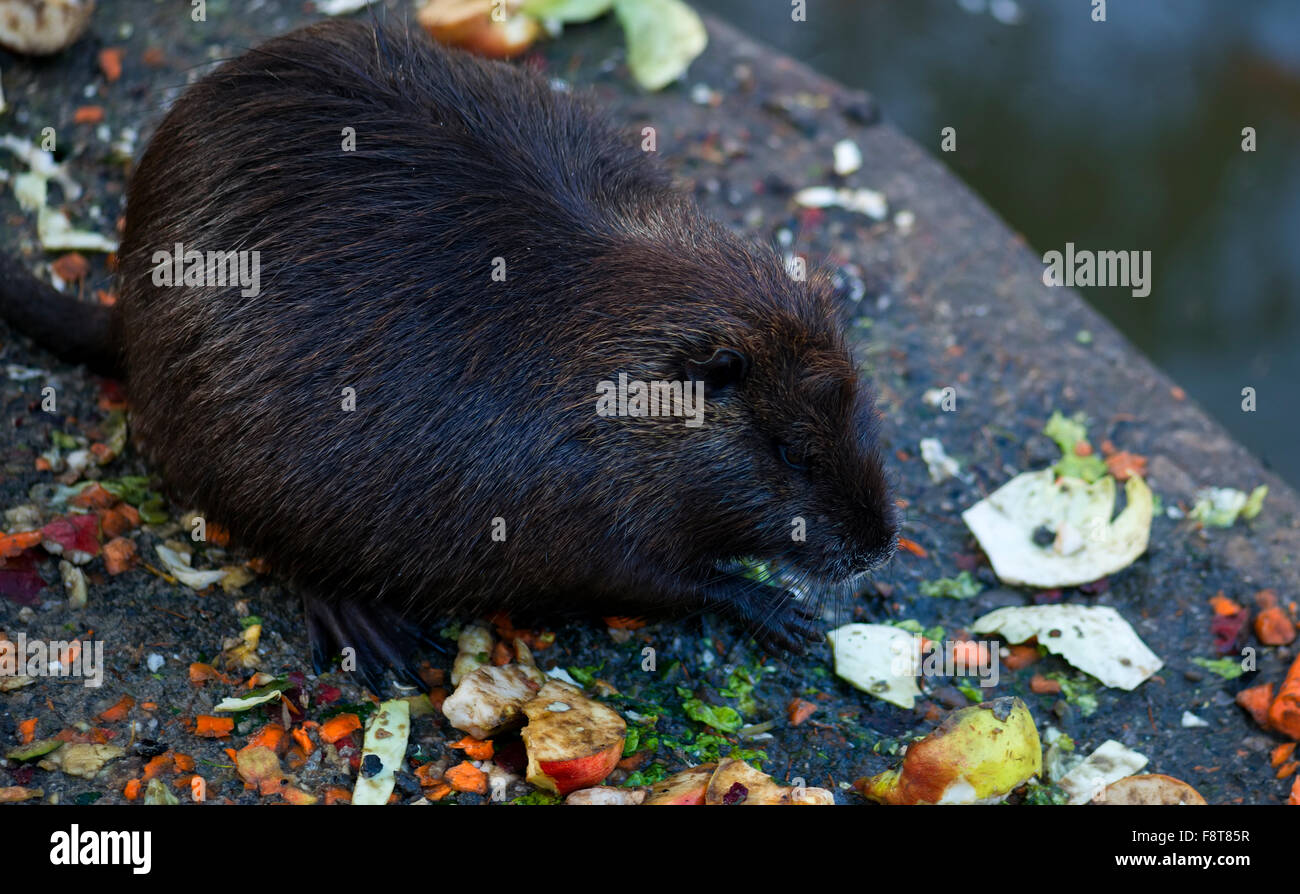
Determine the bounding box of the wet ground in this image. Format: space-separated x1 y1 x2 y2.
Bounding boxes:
1 1 1297 805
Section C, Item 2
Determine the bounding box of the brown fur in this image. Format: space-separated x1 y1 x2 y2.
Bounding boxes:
6 19 896 688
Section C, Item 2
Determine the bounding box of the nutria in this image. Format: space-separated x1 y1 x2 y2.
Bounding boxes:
0 19 896 691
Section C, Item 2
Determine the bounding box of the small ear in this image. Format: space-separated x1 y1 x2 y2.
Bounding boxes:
685 348 749 389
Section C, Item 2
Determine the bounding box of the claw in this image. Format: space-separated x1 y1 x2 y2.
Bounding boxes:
706 572 824 656
302 594 438 695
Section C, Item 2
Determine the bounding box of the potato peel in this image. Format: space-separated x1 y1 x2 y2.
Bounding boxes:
973 604 1162 690
826 623 922 709
961 470 1153 588
352 699 411 806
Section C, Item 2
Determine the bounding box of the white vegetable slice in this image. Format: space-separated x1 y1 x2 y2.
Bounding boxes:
1056 739 1148 804
154 544 228 590
212 689 283 713
972 604 1162 690
352 699 411 806
794 185 888 220
919 437 962 484
961 470 1153 588
826 623 922 708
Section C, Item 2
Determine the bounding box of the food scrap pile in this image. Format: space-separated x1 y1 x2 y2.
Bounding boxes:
2 0 1297 806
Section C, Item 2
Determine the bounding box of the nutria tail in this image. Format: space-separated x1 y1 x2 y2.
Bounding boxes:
0 252 122 377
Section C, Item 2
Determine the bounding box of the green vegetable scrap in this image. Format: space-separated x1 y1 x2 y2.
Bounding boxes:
682 698 742 733
919 570 983 599
1191 656 1245 680
1189 485 1267 528
1043 410 1107 482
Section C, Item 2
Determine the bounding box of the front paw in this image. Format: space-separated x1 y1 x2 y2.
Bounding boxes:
744 596 822 654
710 576 822 655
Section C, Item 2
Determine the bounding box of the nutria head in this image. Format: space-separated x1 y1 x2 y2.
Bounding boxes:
577 216 897 594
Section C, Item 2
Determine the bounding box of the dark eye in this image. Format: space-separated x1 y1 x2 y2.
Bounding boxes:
777 443 809 472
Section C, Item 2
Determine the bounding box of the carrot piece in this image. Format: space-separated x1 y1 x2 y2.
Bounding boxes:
1255 606 1297 646
118 504 141 528
17 718 36 745
1290 776 1300 806
1030 674 1062 695
123 778 142 800
1268 654 1300 739
490 640 513 666
102 537 138 575
451 736 494 760
1277 762 1298 780
617 752 648 772
1236 683 1275 730
950 640 989 666
1272 743 1297 768
1255 588 1279 609
291 726 314 755
786 698 817 726
99 508 134 538
0 530 42 559
97 47 123 82
425 781 453 801
188 662 234 686
70 483 118 510
324 786 352 805
896 537 927 558
414 763 442 788
280 786 316 805
1210 592 1243 616
1104 451 1147 482
97 694 135 723
246 723 286 754
444 760 488 795
142 754 172 781
318 713 362 744
73 105 105 125
1002 642 1040 670
195 715 235 738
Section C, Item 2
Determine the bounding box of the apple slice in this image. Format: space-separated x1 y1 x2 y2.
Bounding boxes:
565 786 647 805
643 763 716 805
521 680 625 795
441 663 545 740
856 698 1042 805
704 758 835 805
417 0 541 59
1097 774 1207 805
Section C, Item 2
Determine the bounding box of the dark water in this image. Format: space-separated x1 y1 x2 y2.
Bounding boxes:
695 0 1300 486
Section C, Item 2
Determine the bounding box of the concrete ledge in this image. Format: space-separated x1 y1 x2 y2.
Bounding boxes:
0 2 1294 804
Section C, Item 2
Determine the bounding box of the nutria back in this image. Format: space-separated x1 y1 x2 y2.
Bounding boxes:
115 20 895 672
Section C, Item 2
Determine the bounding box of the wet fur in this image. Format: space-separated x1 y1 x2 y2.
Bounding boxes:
13 20 897 686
